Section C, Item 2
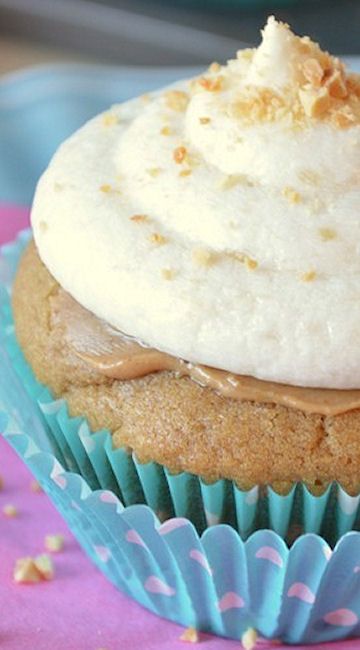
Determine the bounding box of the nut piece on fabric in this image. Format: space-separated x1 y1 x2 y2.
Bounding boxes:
179 627 199 643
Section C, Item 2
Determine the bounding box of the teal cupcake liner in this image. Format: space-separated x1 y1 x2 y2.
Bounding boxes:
2 231 360 644
1 230 360 548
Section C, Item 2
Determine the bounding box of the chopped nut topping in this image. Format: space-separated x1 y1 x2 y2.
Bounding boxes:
299 86 331 118
146 167 162 177
160 125 172 136
199 117 211 125
45 534 65 553
319 227 337 241
302 58 324 87
198 76 224 92
173 146 187 164
179 169 192 177
241 627 258 650
298 169 321 186
150 233 167 245
282 187 302 204
165 90 189 112
180 627 199 643
3 504 17 517
53 181 63 192
99 184 112 193
130 214 149 223
192 248 215 267
229 252 258 270
102 113 119 126
161 268 176 280
218 174 253 190
301 270 317 282
208 61 221 73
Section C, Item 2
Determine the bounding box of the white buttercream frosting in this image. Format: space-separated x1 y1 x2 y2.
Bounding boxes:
32 18 360 388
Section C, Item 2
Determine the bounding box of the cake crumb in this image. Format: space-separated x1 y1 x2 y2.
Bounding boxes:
165 90 189 112
199 117 211 124
150 233 167 245
30 479 42 493
3 504 18 518
13 558 42 584
161 268 176 280
319 227 337 241
282 187 301 204
301 270 317 282
173 146 187 164
130 214 149 223
241 627 258 650
192 248 215 267
180 627 199 643
45 534 65 553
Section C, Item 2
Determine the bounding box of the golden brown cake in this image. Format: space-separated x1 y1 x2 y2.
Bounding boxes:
13 242 360 494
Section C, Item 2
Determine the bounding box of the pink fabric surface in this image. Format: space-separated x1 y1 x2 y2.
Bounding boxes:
0 205 358 650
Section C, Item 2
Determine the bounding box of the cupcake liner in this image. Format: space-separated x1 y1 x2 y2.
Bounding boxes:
1 232 360 643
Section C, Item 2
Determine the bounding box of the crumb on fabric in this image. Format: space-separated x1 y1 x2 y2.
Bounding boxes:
3 504 18 517
13 555 54 584
241 627 258 650
30 479 42 493
45 534 65 553
179 627 200 643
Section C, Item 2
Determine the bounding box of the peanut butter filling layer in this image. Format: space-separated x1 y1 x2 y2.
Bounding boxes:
51 290 360 417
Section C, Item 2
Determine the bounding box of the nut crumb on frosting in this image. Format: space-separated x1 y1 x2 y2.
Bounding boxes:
180 627 199 643
319 227 337 241
39 220 48 233
219 174 253 190
160 125 172 136
199 116 211 124
165 90 189 112
102 113 119 126
282 187 302 203
298 169 321 185
130 214 149 223
230 252 258 271
301 270 317 282
179 169 192 177
150 232 167 245
173 146 187 164
161 268 176 280
192 248 215 267
197 76 224 92
146 167 162 177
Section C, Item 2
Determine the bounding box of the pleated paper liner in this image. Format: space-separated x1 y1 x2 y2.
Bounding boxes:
2 400 360 644
1 231 360 546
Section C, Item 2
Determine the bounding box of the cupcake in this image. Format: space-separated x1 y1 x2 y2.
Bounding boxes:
2 17 360 643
